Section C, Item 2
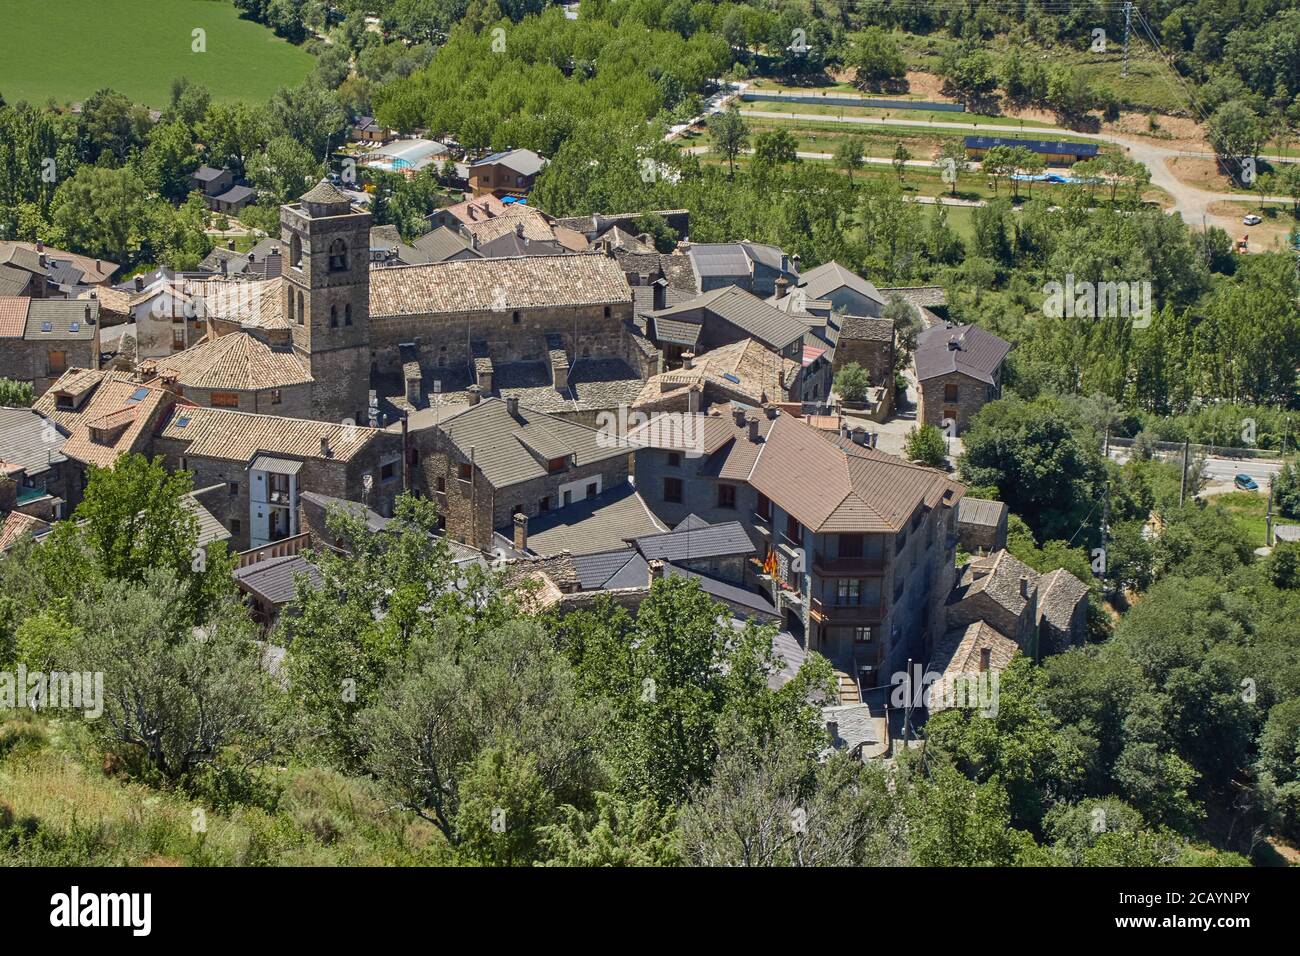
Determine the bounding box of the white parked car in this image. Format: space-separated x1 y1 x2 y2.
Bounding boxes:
1243 214 1263 225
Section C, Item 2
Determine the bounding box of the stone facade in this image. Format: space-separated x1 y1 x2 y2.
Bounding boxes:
410 421 632 551
281 192 373 425
368 302 634 376
919 370 999 435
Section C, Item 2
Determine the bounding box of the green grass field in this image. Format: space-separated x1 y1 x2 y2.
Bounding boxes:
0 0 314 107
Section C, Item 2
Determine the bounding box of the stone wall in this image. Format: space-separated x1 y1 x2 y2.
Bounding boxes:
919 371 998 435
0 337 100 397
180 382 314 419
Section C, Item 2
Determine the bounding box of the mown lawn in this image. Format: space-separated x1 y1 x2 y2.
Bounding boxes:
0 0 314 107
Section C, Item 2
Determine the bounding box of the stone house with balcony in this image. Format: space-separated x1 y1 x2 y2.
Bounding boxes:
915 323 1011 435
0 406 71 521
631 405 965 685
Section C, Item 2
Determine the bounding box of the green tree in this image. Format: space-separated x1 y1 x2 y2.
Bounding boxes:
50 165 151 266
904 424 948 468
709 103 749 177
833 362 872 403
935 138 968 196
0 379 35 407
847 27 906 89
835 135 865 182
891 141 911 182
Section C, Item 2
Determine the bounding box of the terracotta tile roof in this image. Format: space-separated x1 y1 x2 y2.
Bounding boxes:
437 194 508 225
0 296 29 337
369 254 630 317
157 405 379 463
630 409 963 533
34 370 173 469
155 332 311 391
462 205 557 244
0 511 51 551
183 277 287 330
633 339 796 409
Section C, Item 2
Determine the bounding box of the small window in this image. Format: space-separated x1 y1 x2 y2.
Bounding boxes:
270 389 282 405
230 518 241 534
839 534 863 558
756 492 771 520
854 626 872 645
228 481 239 496
330 305 338 327
586 482 598 499
539 496 551 512
603 306 611 318
47 350 67 375
511 311 520 324
344 304 352 326
944 383 958 403
717 484 736 509
512 503 523 517
664 476 683 504
836 579 861 604
380 461 396 482
211 391 239 408
667 452 681 468
172 328 185 350
457 462 472 481
786 514 801 545
436 476 446 492
547 456 567 473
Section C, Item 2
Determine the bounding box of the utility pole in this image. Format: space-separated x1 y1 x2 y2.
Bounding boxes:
1122 1 1133 79
1179 438 1190 506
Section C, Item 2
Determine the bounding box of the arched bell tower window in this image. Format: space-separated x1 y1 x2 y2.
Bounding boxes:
344 304 352 326
296 290 304 325
330 305 338 328
328 238 348 272
290 235 303 270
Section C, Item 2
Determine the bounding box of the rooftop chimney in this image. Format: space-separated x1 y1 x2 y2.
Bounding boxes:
134 276 144 292
791 253 801 273
747 417 760 443
84 304 91 322
1019 575 1031 598
681 352 694 370
219 257 227 277
505 395 519 418
647 559 666 585
733 406 746 426
515 222 525 238
775 275 790 296
948 335 963 351
227 239 236 251
35 240 44 253
467 384 481 406
320 436 332 457
513 512 528 551
764 405 778 420
687 384 701 414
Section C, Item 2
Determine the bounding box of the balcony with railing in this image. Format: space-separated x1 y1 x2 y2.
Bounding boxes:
810 596 886 625
812 550 887 576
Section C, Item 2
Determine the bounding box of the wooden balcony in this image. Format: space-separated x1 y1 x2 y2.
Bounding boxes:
812 551 887 575
810 596 886 625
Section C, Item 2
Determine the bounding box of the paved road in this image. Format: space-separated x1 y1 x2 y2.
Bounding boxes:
739 109 1296 232
1108 446 1285 486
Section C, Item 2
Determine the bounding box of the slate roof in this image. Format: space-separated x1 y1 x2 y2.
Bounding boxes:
958 497 1007 528
914 323 1011 385
369 254 629 317
299 489 390 534
570 547 650 590
436 397 625 489
234 554 322 605
664 563 778 617
631 520 755 562
839 315 894 342
0 242 117 283
798 261 885 307
0 265 32 297
470 148 547 176
23 300 98 340
823 702 885 754
182 490 233 547
300 180 353 205
0 407 66 475
948 550 1038 618
515 483 667 556
927 620 1019 712
155 332 311 391
649 286 808 352
410 226 481 262
1037 568 1090 633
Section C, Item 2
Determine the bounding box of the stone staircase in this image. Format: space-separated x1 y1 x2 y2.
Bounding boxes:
834 669 860 705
